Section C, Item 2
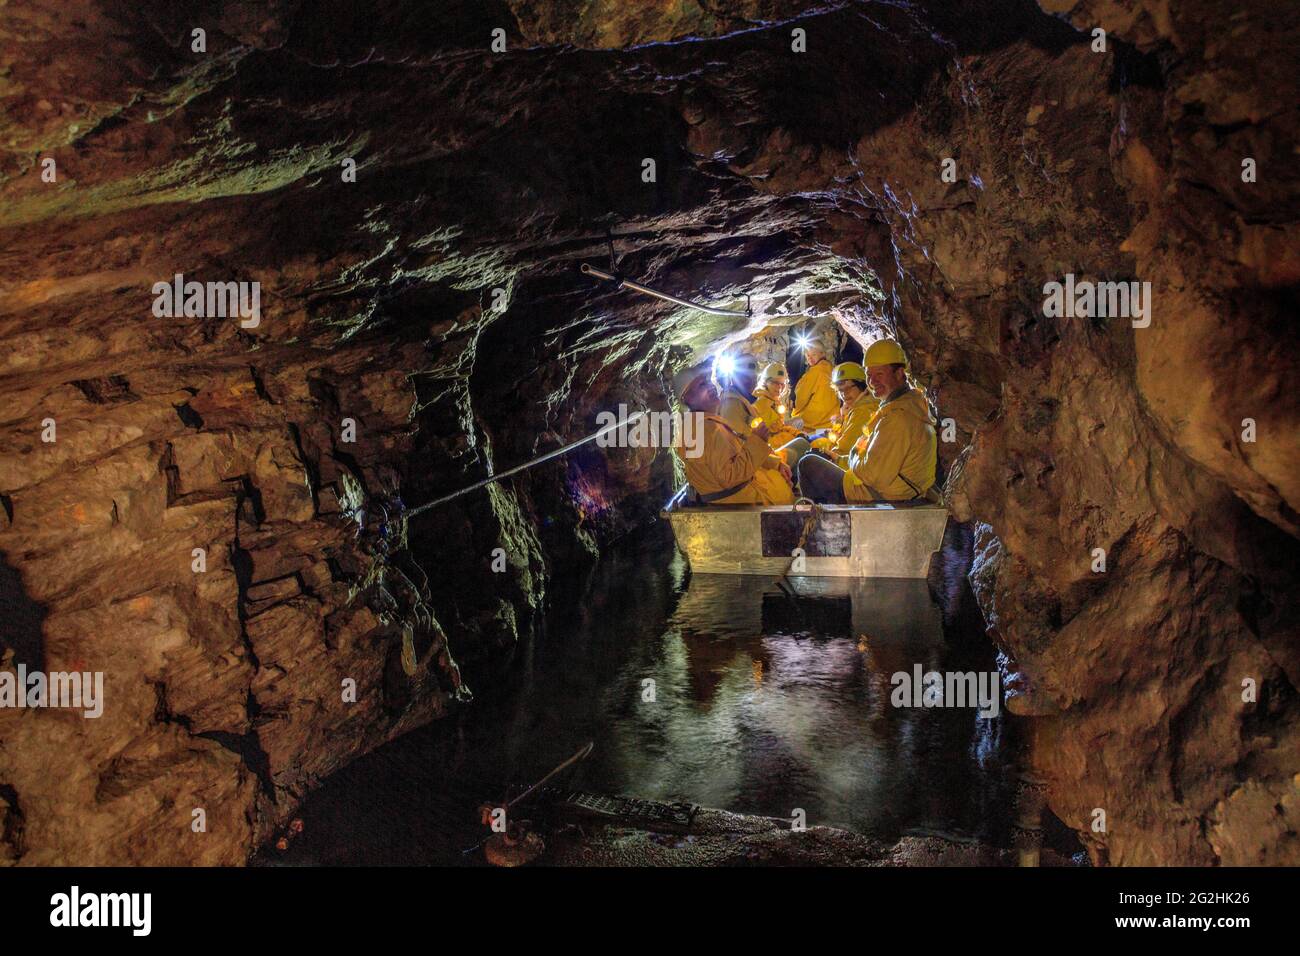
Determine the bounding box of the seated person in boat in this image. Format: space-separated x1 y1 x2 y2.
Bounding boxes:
715 351 764 437
790 338 838 433
751 362 804 460
796 340 939 505
809 360 879 464
777 359 877 470
677 372 795 505
715 351 808 474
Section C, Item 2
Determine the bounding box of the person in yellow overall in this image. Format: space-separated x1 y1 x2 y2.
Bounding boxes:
784 360 876 480
808 361 879 465
796 340 938 505
769 342 836 469
751 363 802 458
715 352 763 437
676 372 794 505
791 340 838 432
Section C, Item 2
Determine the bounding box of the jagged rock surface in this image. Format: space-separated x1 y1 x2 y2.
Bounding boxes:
0 0 1295 864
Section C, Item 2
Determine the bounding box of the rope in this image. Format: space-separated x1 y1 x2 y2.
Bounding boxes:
407 410 649 517
778 496 822 586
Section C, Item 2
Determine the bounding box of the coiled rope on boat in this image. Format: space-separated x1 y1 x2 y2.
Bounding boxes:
778 497 822 588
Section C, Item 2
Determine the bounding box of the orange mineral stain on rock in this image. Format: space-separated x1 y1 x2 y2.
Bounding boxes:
57 502 89 524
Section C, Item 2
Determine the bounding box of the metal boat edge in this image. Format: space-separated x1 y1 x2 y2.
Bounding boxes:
661 491 948 579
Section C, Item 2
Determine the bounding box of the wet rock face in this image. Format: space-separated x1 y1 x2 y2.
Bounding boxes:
1 0 1296 864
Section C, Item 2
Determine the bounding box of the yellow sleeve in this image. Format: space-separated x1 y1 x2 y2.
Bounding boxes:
696 424 759 494
849 409 908 492
830 420 856 465
704 424 766 490
745 433 779 470
719 394 751 435
754 396 780 431
832 400 877 466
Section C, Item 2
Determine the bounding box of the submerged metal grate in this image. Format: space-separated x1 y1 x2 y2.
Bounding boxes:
532 788 699 832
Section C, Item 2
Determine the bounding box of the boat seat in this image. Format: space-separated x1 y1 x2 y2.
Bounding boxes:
666 484 707 509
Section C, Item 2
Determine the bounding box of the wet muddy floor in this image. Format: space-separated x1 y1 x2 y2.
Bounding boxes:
257 524 1016 865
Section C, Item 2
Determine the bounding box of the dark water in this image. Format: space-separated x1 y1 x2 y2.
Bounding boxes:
258 534 1015 865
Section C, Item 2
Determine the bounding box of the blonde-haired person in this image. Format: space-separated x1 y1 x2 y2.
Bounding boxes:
790 340 838 432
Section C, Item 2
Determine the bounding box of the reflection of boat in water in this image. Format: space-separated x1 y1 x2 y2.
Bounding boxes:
627 572 1000 835
763 575 945 648
673 574 946 707
662 491 948 579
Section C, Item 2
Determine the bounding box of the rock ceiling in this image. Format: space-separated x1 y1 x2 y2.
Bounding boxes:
0 0 1296 864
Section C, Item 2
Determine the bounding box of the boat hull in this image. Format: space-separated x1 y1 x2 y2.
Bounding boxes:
663 502 948 578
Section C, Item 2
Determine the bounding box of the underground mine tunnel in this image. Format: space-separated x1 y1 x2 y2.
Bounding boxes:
0 0 1297 887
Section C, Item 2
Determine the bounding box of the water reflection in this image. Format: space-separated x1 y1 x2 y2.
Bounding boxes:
262 546 1012 865
603 572 1008 841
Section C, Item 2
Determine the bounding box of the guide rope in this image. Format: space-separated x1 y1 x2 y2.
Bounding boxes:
407 410 649 517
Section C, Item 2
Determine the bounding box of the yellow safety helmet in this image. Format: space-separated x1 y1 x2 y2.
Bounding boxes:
831 361 867 385
759 362 788 384
864 338 907 368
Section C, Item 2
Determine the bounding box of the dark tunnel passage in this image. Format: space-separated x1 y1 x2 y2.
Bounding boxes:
0 551 45 671
0 0 1296 875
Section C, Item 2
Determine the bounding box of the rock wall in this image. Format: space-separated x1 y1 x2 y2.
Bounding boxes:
760 0 1298 865
1 0 1295 864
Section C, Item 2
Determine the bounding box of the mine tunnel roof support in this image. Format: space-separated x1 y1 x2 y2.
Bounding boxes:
580 262 752 318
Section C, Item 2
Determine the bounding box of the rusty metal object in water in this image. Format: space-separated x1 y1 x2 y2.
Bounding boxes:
484 828 545 867
531 788 700 834
468 742 595 859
